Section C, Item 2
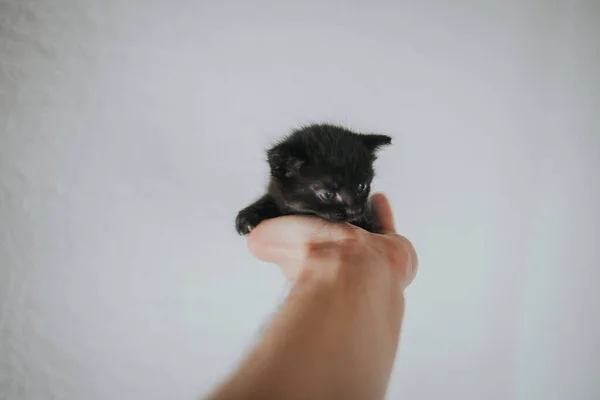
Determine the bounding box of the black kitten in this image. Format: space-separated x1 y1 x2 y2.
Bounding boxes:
235 124 391 235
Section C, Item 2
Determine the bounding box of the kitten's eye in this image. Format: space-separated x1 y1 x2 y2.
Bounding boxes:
357 183 368 193
317 190 336 202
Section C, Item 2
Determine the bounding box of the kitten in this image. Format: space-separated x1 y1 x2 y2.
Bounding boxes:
235 123 391 235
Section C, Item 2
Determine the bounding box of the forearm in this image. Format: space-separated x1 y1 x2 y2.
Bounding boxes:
207 257 405 400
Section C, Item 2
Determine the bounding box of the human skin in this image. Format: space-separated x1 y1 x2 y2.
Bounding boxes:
206 193 417 400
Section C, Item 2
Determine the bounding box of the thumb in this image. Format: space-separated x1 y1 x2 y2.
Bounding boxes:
370 193 396 234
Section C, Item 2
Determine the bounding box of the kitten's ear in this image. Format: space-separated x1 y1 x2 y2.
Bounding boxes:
267 146 304 177
358 134 392 152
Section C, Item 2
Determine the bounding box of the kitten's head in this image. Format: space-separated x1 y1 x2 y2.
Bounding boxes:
267 124 391 223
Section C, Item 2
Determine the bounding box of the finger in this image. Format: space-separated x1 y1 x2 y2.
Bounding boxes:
246 215 332 264
399 235 418 288
370 193 396 234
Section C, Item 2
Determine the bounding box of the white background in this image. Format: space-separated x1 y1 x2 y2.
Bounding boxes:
1 1 599 399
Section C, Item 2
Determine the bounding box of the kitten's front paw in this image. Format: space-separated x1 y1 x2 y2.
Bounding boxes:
235 209 263 235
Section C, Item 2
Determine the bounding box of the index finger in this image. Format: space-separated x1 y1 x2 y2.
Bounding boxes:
246 215 344 263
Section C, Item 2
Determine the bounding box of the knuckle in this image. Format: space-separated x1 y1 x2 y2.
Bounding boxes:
385 236 418 287
388 245 409 267
386 237 411 267
301 241 319 261
301 226 363 263
336 226 362 243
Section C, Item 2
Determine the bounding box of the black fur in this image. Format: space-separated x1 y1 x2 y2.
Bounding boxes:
236 124 391 234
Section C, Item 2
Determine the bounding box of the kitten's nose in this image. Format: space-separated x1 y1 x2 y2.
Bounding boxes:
347 206 363 216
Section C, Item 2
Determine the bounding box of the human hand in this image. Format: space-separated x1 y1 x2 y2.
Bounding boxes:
245 193 417 289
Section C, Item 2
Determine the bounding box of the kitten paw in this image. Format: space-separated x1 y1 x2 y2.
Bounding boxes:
235 209 263 235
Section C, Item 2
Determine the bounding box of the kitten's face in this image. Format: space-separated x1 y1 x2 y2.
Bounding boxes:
267 124 391 223
282 167 374 222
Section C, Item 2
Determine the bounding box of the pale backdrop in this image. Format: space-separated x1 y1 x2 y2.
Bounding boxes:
1 1 599 399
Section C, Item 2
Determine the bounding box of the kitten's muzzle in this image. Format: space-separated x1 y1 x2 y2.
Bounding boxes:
343 206 365 222
346 206 364 217
319 207 365 223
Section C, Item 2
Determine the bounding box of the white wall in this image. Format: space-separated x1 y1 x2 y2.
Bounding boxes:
1 1 599 399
